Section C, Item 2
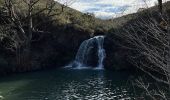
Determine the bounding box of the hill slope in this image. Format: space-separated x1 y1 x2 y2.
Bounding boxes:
0 0 170 74
104 1 170 70
0 0 119 74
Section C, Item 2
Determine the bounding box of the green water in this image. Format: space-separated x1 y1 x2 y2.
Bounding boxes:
0 68 134 100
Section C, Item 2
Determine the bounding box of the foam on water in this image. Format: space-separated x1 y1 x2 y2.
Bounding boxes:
71 36 106 69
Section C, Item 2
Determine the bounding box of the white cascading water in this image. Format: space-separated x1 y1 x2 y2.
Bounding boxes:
73 36 106 69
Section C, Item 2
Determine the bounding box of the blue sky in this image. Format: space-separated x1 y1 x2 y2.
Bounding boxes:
58 0 168 19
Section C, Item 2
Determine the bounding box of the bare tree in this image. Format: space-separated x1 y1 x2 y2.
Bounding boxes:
135 77 168 99
116 10 170 98
59 0 77 12
111 0 170 98
2 0 57 70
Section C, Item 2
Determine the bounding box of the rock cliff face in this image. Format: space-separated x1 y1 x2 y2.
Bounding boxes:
0 16 136 74
0 24 92 74
0 25 133 74
104 36 133 71
31 27 91 69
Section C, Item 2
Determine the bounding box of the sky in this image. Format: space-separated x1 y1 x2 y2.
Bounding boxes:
57 0 169 19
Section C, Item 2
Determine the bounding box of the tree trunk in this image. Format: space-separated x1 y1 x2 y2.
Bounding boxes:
158 0 162 14
15 40 31 72
22 40 31 71
16 45 21 71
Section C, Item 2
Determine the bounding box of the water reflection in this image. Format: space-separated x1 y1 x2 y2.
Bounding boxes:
0 69 134 100
48 70 133 100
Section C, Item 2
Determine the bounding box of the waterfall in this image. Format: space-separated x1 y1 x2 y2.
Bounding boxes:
72 36 106 69
96 36 105 69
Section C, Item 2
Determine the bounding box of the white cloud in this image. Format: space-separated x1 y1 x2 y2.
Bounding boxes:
57 0 170 19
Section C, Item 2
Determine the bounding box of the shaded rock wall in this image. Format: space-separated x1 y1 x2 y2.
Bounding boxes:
104 36 134 71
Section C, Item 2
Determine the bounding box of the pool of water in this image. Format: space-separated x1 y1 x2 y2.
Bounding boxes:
0 68 135 100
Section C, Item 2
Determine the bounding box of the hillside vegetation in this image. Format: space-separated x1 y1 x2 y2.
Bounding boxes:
104 1 170 70
0 0 115 74
0 0 170 74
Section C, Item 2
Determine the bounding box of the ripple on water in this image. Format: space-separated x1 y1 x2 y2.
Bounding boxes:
0 69 134 100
